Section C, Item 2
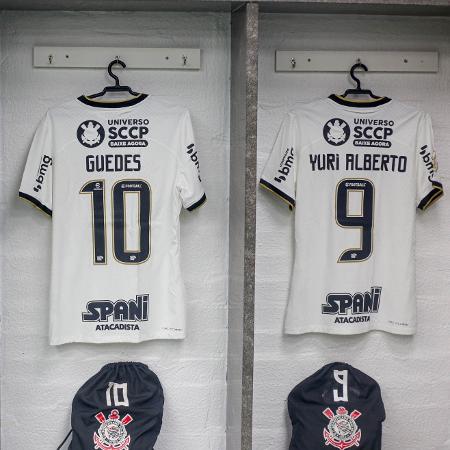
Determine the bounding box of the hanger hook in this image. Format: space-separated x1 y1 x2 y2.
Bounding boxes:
107 58 126 86
350 62 368 90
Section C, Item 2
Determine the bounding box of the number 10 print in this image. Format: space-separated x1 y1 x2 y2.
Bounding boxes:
80 179 152 265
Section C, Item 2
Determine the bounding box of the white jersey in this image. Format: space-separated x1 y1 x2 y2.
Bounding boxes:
261 95 443 335
20 95 206 344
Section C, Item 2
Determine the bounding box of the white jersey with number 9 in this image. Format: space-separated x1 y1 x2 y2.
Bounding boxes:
260 95 443 335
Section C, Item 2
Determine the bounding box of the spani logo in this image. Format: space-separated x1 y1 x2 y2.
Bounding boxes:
323 118 350 146
77 120 105 148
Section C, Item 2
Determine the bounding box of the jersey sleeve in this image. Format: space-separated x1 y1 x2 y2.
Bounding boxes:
19 113 53 216
176 110 206 211
416 113 443 210
260 113 297 209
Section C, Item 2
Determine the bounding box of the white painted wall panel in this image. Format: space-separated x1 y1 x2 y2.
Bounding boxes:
255 13 450 450
1 11 230 450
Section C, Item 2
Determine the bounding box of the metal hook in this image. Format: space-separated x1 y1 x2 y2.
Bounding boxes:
349 61 368 90
182 55 188 66
107 58 126 86
291 57 296 69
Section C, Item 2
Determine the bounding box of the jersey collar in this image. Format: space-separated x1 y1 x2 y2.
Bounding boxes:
328 94 391 108
77 93 148 108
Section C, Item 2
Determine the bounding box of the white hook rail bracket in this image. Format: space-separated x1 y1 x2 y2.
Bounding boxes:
275 51 438 72
33 47 201 70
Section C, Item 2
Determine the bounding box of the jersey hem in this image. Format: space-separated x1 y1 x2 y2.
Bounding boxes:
284 325 416 336
19 192 52 216
418 181 444 210
186 193 207 211
260 178 295 209
49 332 186 345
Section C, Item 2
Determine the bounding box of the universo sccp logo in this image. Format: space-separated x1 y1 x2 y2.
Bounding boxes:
323 118 350 146
77 120 105 148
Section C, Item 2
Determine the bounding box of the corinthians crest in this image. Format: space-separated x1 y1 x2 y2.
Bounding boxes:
323 118 350 146
322 406 362 449
94 409 133 450
77 120 105 148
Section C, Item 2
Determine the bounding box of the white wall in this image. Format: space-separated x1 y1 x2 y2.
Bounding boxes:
4 9 450 450
1 11 230 450
255 13 450 450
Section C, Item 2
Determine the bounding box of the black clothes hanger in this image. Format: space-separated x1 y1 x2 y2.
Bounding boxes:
88 59 140 99
341 62 380 99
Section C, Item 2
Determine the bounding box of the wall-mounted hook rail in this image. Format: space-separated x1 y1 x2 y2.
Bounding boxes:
33 47 201 70
275 51 438 72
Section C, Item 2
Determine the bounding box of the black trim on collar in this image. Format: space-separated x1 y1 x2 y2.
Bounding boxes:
77 94 148 108
187 193 207 211
329 94 391 108
19 192 52 216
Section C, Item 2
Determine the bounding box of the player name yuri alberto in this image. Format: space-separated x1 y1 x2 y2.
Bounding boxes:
309 152 407 173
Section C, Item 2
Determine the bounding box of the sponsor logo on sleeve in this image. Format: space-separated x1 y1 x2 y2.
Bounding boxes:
33 155 52 192
419 144 438 181
186 143 202 181
274 147 294 184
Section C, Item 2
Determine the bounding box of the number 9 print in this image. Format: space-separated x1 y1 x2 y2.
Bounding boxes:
335 178 374 263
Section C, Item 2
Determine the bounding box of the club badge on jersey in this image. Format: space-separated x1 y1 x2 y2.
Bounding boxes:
288 362 385 450
260 95 443 335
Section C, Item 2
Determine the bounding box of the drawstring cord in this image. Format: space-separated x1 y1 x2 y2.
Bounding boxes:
56 429 73 449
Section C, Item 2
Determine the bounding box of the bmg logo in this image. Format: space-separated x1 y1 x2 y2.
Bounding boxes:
33 155 52 192
274 147 294 183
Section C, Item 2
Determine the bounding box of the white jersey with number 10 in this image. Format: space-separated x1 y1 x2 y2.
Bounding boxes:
20 95 206 344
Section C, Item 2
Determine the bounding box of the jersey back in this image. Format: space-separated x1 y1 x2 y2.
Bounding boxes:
261 96 443 335
20 95 206 344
